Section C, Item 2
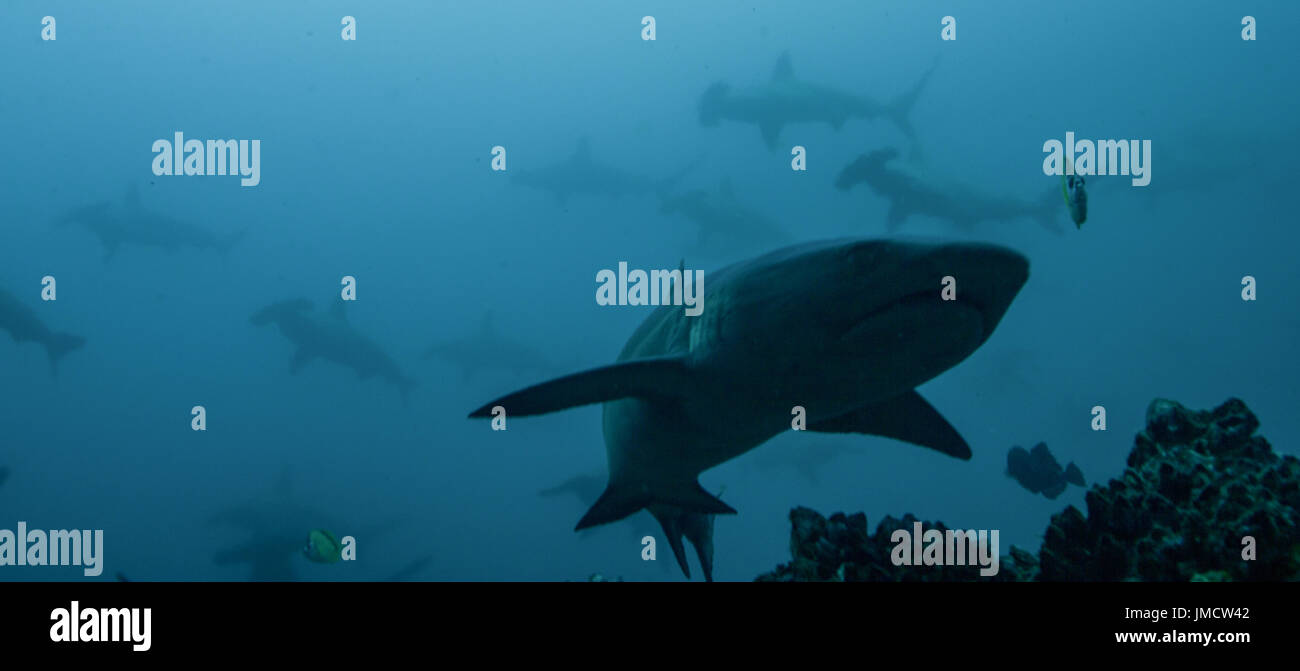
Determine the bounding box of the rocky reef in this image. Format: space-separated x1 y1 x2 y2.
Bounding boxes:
757 398 1298 582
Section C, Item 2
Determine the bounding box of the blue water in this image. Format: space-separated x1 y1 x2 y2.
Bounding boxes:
2 1 1296 581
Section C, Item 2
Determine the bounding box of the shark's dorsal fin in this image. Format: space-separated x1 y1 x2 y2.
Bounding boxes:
468 355 693 418
772 51 795 81
807 390 972 460
330 300 349 324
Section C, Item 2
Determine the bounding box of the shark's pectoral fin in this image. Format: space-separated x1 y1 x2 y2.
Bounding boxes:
289 348 315 375
807 391 972 460
758 121 783 151
467 355 692 418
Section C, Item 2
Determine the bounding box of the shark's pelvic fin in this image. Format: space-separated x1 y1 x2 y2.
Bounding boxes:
807 390 972 460
467 355 692 418
577 479 734 531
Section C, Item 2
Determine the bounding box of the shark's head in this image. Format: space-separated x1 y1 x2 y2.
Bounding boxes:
698 238 1029 407
835 148 901 191
699 82 730 127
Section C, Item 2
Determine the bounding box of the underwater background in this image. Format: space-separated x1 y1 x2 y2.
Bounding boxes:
2 0 1297 581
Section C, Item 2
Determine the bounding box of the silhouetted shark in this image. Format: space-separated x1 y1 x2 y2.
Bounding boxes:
55 184 245 260
423 312 561 382
660 178 792 258
509 138 699 206
699 52 935 150
0 285 85 373
836 148 1063 233
250 299 417 403
472 238 1029 574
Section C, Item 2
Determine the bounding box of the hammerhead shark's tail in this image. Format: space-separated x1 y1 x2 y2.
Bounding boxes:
885 58 939 156
45 331 86 375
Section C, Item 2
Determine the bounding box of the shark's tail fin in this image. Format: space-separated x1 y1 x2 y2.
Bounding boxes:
1063 462 1085 488
45 332 85 374
885 58 938 152
699 82 729 127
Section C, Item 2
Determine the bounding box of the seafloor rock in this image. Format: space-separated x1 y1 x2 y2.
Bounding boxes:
757 398 1298 582
755 507 1037 581
1038 398 1298 581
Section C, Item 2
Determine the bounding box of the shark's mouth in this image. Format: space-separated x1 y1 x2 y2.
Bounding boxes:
841 289 987 353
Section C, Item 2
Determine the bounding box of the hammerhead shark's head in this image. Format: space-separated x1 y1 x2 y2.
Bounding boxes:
250 299 417 402
55 185 245 259
0 285 85 373
836 148 1064 234
423 312 561 383
471 237 1029 576
700 52 936 151
660 178 792 259
510 138 699 206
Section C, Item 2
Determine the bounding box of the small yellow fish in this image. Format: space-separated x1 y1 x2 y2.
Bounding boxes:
1062 173 1087 228
302 528 342 564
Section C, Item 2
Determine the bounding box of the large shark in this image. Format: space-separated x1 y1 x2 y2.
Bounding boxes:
699 52 935 151
55 185 245 259
250 299 417 402
836 148 1064 233
660 178 792 259
510 138 699 206
471 237 1029 575
0 285 85 372
423 312 562 382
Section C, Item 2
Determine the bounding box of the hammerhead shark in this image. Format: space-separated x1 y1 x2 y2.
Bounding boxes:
471 237 1029 576
250 299 417 402
0 285 85 373
836 148 1064 233
660 178 792 259
699 52 936 150
55 184 245 259
423 312 562 383
510 138 700 206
